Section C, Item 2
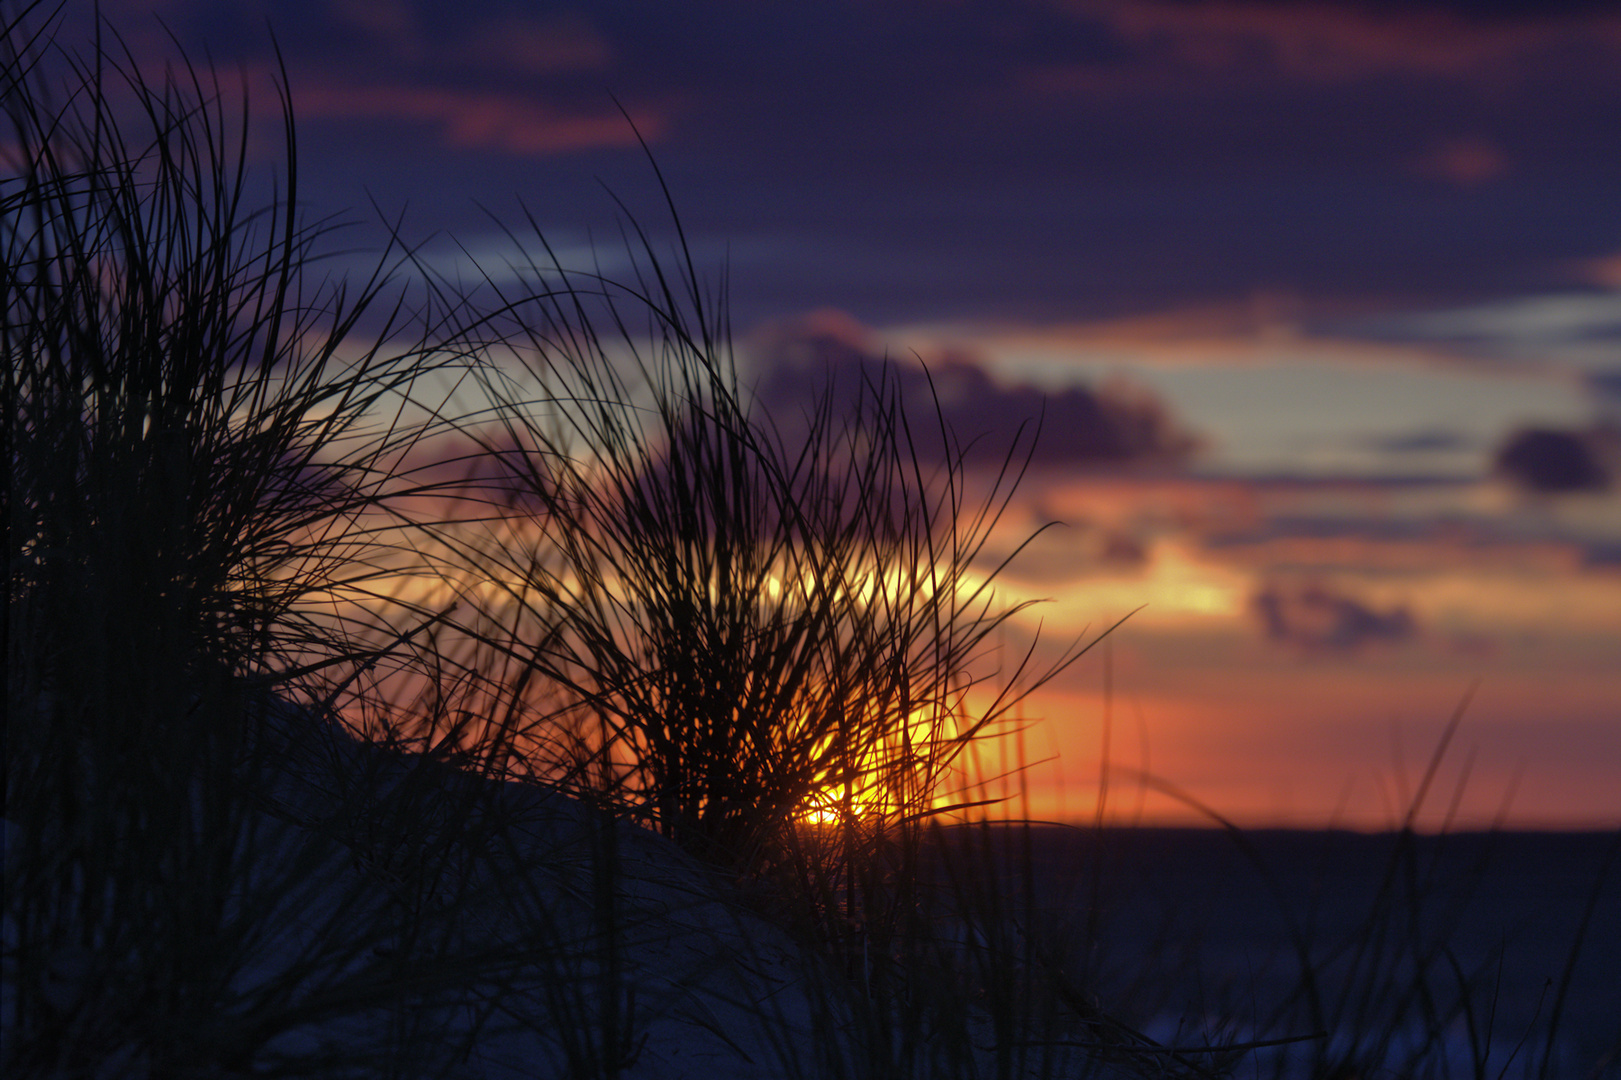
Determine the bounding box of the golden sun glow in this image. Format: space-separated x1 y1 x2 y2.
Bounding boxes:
792 694 994 828
794 736 902 827
797 785 887 826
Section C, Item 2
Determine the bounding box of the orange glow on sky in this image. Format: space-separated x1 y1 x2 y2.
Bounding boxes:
340 436 1621 834
972 473 1621 830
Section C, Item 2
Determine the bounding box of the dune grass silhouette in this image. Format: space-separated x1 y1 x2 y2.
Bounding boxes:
4 5 1616 1077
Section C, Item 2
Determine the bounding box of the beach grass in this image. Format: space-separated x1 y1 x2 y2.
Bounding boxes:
4 6 1617 1077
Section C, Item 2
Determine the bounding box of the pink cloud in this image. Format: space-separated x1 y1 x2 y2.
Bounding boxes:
327 0 419 55
452 14 615 77
290 80 660 155
1410 137 1510 187
319 2 615 78
1030 1 1621 90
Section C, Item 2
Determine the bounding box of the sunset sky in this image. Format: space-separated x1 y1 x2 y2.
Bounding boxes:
42 0 1621 828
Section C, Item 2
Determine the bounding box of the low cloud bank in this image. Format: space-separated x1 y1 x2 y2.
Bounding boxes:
744 311 1198 469
1251 579 1416 651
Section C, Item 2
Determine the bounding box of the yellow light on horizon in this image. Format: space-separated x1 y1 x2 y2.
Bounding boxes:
1028 537 1250 632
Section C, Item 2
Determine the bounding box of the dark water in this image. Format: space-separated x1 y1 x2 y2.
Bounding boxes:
947 827 1621 1077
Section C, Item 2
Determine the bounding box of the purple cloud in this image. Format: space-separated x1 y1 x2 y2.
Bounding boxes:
1251 579 1416 651
1493 426 1617 494
744 312 1198 470
25 0 1621 329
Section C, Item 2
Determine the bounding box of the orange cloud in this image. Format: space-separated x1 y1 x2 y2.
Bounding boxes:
902 308 1470 371
1575 252 1621 289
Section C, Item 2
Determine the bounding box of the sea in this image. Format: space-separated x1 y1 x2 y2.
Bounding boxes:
936 827 1621 1078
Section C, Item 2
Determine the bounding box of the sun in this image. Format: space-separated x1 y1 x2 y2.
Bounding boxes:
796 781 889 827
